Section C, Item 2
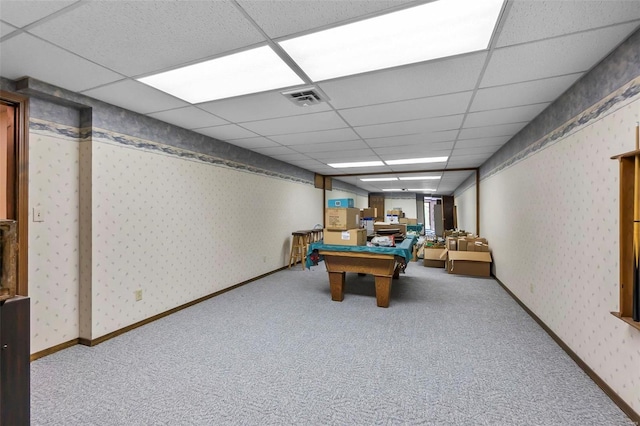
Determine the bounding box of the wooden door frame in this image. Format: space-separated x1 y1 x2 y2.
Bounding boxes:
1 91 29 296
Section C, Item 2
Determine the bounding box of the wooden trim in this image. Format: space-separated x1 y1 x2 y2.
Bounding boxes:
493 275 640 424
610 311 640 332
30 338 80 361
475 169 480 236
78 265 290 348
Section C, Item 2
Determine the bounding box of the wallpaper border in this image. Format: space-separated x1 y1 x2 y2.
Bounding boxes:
30 118 317 187
482 76 640 181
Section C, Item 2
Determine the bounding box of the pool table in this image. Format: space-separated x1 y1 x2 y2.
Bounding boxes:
309 236 416 308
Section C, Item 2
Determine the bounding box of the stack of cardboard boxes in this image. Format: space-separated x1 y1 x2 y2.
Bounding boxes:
360 207 376 234
424 233 492 277
325 202 366 246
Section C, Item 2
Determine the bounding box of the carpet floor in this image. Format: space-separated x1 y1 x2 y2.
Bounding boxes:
31 261 634 425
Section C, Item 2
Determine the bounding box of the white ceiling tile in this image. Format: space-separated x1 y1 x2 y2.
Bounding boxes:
464 103 549 128
269 153 314 162
454 136 510 149
364 131 458 148
0 33 122 92
312 149 379 161
294 140 369 153
250 146 299 156
355 115 464 139
147 106 228 129
194 124 259 141
458 122 526 140
318 52 487 109
452 146 501 156
271 128 361 146
29 1 265 76
227 137 281 150
0 1 78 28
197 90 332 123
339 91 473 127
241 111 348 136
82 79 188 114
482 22 640 87
373 141 455 156
471 73 583 111
497 0 640 47
238 0 415 38
0 22 18 37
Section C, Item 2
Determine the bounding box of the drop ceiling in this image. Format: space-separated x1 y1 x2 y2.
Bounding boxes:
1 0 639 194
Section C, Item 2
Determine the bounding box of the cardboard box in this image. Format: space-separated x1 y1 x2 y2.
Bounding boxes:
447 251 492 277
325 208 360 230
361 218 375 234
328 198 354 208
423 248 447 268
323 228 366 246
446 237 457 251
457 239 468 251
387 209 403 217
374 222 407 235
360 207 377 219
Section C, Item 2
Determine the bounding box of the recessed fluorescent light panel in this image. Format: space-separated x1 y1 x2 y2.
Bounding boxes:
407 188 436 192
360 177 398 182
279 0 504 81
138 46 305 103
385 157 448 165
328 161 385 168
398 176 441 181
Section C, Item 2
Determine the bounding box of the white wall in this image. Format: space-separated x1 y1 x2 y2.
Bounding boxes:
29 120 324 351
384 196 417 218
454 185 476 235
480 92 640 413
29 122 81 352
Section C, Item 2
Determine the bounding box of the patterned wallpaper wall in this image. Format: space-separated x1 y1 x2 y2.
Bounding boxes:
454 185 477 235
480 90 640 412
89 135 322 337
29 122 81 353
28 120 324 350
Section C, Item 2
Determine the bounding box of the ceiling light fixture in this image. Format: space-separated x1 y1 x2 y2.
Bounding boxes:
360 177 398 182
385 156 448 165
327 161 385 168
138 46 304 104
279 0 504 81
407 188 437 192
398 176 441 181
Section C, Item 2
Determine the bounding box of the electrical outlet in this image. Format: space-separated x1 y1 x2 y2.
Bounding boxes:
530 283 534 293
263 256 267 263
135 290 142 301
33 207 45 222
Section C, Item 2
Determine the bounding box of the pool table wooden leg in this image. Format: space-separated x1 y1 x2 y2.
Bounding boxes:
375 275 392 308
328 271 345 302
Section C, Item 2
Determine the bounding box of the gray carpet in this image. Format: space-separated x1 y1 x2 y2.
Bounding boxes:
31 262 633 425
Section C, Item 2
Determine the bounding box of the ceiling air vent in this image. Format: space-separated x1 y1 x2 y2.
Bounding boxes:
281 87 325 107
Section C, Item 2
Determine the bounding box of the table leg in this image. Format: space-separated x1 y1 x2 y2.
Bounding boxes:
374 275 392 308
328 271 345 302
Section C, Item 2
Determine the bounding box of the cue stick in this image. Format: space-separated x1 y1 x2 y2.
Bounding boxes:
634 122 640 321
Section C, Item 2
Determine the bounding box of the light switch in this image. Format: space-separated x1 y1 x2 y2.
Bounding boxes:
33 207 44 222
